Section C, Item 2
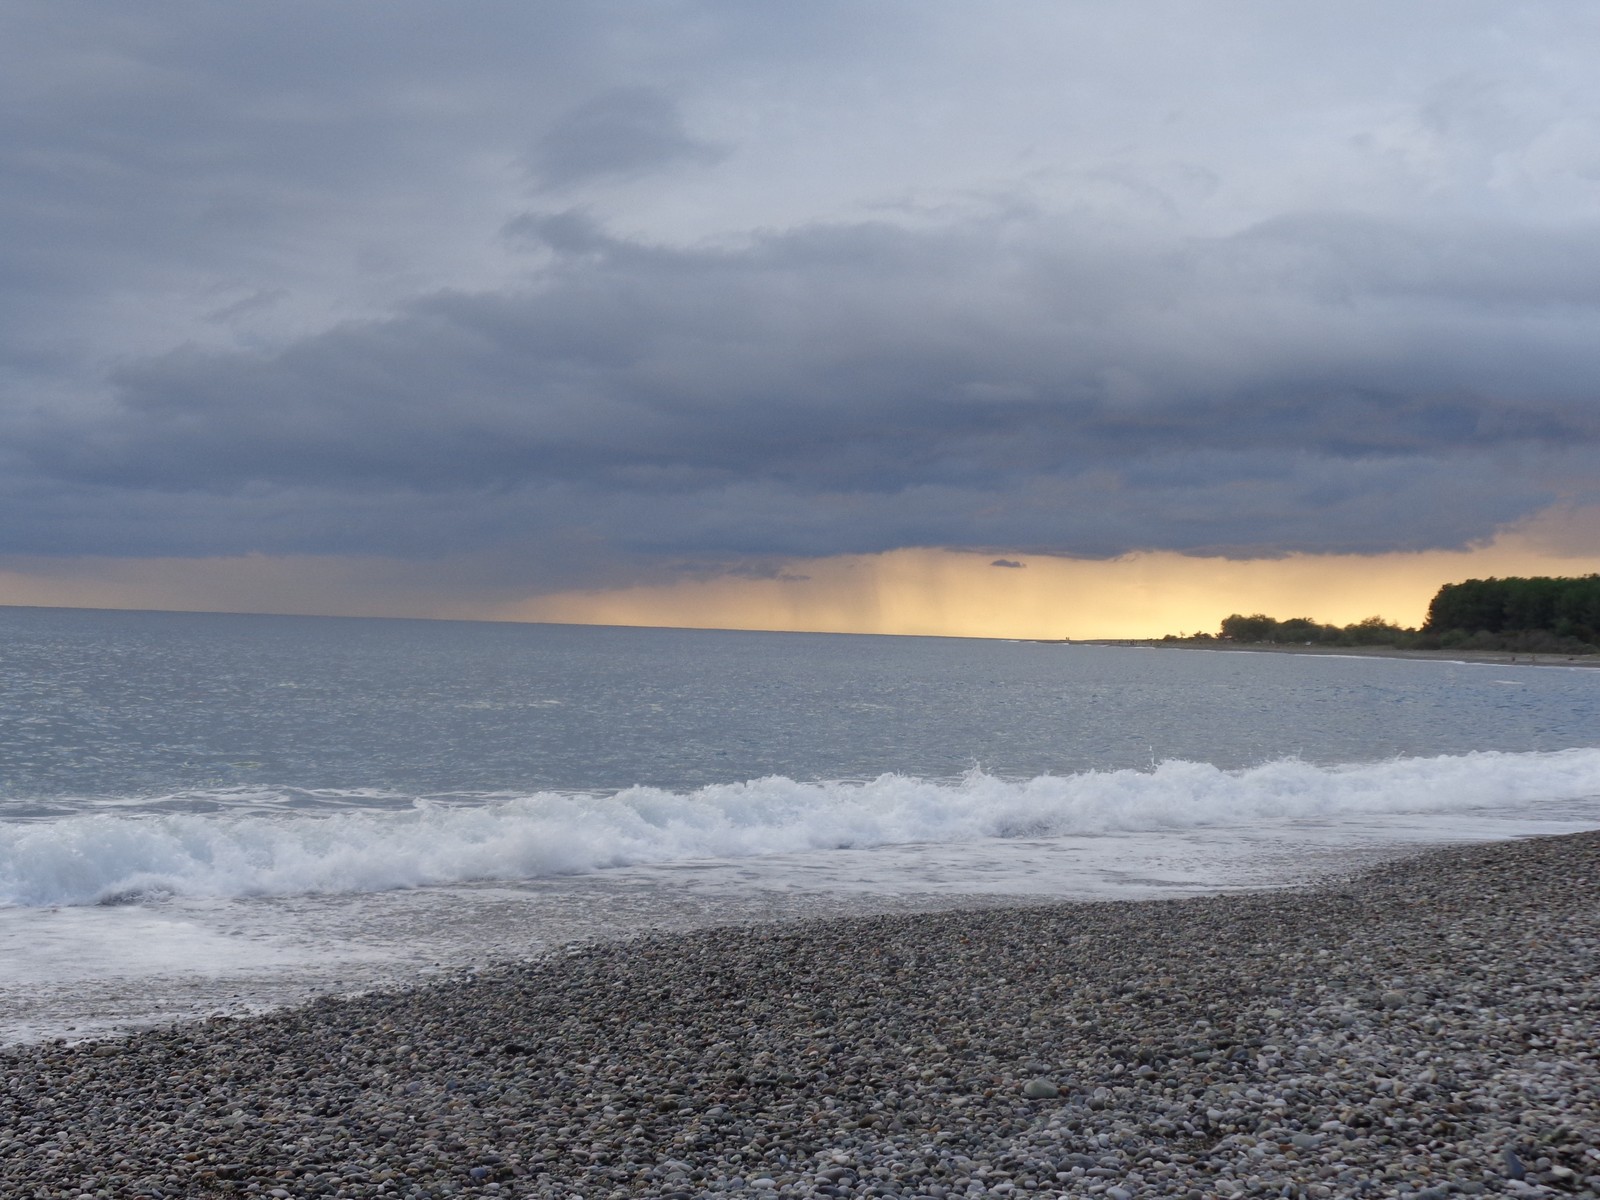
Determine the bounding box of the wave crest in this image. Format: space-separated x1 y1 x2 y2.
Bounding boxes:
3 749 1598 907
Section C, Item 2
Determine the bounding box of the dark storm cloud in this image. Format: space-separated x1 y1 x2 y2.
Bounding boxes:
4 2 1600 590
10 208 1598 584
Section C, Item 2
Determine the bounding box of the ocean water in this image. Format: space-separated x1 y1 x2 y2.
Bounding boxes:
2 606 1599 1044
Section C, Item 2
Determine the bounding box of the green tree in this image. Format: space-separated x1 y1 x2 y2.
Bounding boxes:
1426 579 1504 633
1277 617 1323 642
1427 575 1600 638
1342 615 1405 645
1219 613 1279 641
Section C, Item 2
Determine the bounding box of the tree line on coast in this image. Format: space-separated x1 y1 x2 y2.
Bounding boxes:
1170 574 1600 655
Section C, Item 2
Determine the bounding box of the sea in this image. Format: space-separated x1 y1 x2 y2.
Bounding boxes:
3 605 1599 1046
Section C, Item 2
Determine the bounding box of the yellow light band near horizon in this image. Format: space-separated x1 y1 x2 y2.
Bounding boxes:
502 539 1599 640
1 507 1597 640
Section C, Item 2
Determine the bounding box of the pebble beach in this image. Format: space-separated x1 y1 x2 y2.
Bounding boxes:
3 832 1597 1200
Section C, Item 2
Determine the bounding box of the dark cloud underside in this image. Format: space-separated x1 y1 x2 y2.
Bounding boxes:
8 211 1594 584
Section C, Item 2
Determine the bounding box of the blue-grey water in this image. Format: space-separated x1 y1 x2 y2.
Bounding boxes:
5 605 1599 804
3 605 1599 1043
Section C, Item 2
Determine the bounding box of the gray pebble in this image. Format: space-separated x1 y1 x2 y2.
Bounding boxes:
2 832 1598 1200
1503 1146 1527 1179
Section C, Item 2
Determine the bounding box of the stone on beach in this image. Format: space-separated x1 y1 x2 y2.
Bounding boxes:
2 832 1599 1198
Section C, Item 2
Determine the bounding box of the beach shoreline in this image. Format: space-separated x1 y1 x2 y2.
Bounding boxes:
4 832 1598 1198
1073 639 1600 669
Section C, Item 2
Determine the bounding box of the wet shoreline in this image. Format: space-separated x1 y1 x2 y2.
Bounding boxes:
3 832 1598 1197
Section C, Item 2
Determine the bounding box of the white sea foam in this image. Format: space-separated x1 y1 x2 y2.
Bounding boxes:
3 748 1599 908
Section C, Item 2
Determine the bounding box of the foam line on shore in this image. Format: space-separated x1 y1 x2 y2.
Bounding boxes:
6 747 1600 907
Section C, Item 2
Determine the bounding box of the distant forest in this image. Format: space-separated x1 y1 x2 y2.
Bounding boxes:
1185 575 1600 655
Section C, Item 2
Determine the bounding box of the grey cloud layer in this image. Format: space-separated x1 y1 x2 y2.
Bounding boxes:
3 2 1599 588
14 210 1594 580
531 89 725 188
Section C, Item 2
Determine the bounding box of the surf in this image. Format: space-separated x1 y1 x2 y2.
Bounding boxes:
5 747 1599 907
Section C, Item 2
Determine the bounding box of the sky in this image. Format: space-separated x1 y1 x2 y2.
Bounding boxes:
3 1 1600 638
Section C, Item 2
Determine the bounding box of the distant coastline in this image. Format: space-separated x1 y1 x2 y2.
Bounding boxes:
1065 576 1600 666
1070 637 1600 668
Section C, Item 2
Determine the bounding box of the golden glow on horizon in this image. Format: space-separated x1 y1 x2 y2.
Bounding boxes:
2 506 1598 639
495 507 1600 638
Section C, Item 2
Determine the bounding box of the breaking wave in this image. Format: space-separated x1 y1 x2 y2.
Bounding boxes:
4 749 1599 907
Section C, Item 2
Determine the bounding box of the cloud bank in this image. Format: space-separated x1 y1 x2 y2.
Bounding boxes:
2 2 1598 595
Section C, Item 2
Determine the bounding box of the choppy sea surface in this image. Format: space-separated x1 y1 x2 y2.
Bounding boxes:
3 605 1599 1044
